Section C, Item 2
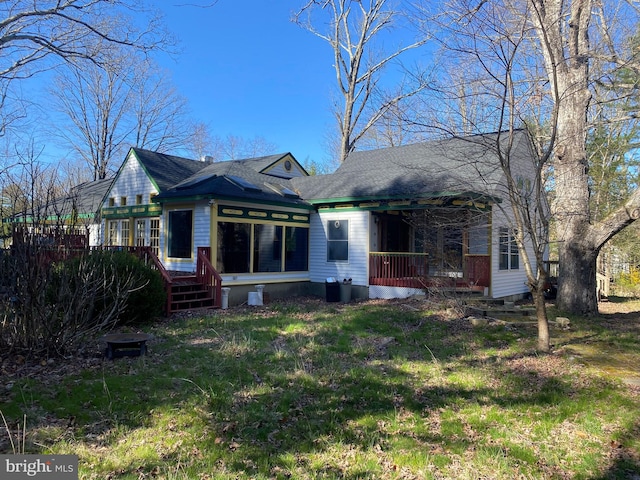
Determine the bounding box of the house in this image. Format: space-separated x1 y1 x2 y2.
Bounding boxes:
5 177 113 249
100 130 540 311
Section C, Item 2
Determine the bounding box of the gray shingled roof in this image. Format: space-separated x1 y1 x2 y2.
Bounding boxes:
154 157 311 208
69 177 114 216
291 130 534 203
131 148 208 192
235 153 291 174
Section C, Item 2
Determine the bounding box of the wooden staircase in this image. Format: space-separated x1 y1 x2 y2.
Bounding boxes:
169 277 216 312
129 246 222 315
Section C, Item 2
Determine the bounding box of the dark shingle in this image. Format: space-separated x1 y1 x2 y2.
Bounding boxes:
132 148 208 192
291 130 535 203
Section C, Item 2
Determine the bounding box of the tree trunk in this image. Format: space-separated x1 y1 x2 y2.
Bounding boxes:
533 287 550 352
557 239 598 314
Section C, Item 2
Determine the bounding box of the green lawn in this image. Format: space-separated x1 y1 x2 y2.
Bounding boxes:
2 297 639 479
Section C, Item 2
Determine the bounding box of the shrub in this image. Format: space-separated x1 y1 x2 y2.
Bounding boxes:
0 247 165 356
614 267 640 297
54 250 166 326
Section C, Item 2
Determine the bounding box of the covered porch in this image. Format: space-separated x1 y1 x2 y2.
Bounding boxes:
368 206 491 293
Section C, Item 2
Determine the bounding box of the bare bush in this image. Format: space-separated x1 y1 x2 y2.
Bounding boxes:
0 238 155 357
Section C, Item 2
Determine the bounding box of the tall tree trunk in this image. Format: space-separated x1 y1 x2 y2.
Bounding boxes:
558 236 599 314
533 287 550 351
531 0 598 314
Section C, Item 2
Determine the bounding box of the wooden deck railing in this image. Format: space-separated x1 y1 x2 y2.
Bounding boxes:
197 247 223 308
369 252 490 290
369 252 430 288
124 246 175 315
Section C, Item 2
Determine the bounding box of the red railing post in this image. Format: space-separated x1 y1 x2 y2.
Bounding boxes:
197 247 223 308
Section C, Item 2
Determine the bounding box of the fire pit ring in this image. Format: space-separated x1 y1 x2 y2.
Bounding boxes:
100 333 153 359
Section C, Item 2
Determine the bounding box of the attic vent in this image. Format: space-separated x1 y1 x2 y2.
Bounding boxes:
227 175 262 193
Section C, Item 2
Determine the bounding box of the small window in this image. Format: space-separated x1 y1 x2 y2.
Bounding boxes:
499 227 519 270
108 197 115 207
136 194 143 205
120 196 127 206
327 219 348 262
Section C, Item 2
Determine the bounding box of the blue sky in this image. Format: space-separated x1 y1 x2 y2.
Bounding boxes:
158 1 338 165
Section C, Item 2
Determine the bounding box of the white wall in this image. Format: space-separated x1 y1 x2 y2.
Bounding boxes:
309 210 370 286
107 153 158 203
490 206 534 299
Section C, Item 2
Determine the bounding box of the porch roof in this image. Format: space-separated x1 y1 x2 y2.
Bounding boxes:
291 130 534 204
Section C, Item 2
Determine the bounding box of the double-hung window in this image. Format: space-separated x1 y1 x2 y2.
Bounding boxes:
327 219 349 262
498 227 519 270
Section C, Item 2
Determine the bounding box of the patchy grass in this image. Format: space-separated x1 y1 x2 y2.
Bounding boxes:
1 296 640 479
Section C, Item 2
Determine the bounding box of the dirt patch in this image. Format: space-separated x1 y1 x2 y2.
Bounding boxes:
556 299 640 388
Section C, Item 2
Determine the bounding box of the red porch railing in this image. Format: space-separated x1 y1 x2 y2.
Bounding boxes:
196 247 223 309
369 252 430 288
369 252 490 291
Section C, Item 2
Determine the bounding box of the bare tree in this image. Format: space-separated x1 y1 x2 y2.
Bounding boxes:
52 52 196 180
0 1 165 81
419 0 640 316
294 0 428 162
527 0 640 314
209 134 280 161
411 0 555 349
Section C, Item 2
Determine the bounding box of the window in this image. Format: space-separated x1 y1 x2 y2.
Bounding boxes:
285 226 309 271
217 222 251 273
108 220 118 246
168 210 193 258
135 219 146 246
499 227 519 270
108 197 115 207
121 220 130 246
136 194 143 205
120 196 127 206
327 219 348 262
217 221 309 274
253 224 282 272
150 218 160 256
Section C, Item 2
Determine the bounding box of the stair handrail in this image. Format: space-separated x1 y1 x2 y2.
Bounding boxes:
196 247 223 308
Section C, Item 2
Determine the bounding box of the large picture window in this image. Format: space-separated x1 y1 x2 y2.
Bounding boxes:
499 227 519 270
218 222 251 273
217 221 309 274
168 210 193 258
254 224 282 273
327 219 349 262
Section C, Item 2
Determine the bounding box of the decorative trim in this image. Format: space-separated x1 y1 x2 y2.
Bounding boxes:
102 204 162 219
218 205 310 224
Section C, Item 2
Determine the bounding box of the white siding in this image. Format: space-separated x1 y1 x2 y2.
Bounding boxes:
107 153 158 204
309 210 369 286
490 206 534 299
262 155 307 179
100 153 160 246
162 201 211 272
